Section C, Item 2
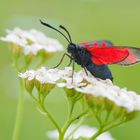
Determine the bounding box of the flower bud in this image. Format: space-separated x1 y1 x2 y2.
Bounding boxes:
9 44 23 59
39 83 55 97
64 88 83 102
25 79 34 93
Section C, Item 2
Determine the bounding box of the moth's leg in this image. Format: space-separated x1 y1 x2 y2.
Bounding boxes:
52 53 72 68
72 60 75 83
67 55 73 66
83 67 88 76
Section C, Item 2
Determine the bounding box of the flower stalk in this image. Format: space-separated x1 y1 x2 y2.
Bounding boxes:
12 79 25 140
89 126 104 140
40 103 62 135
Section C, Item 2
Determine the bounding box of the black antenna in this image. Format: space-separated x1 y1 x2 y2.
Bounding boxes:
59 25 72 43
40 20 70 43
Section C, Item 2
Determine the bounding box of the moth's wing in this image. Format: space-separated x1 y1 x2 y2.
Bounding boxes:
85 46 130 65
79 40 140 66
116 47 140 66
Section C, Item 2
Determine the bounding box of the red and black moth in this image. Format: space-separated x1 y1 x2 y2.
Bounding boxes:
40 20 140 81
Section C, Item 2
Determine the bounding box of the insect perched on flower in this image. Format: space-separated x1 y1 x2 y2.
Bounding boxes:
40 20 140 81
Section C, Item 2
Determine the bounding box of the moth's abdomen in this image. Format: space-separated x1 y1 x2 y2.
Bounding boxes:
86 63 113 81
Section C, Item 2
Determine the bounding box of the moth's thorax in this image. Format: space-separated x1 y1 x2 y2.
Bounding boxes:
67 43 92 66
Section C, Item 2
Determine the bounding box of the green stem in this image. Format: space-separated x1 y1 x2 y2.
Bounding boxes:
65 117 86 140
29 92 38 103
38 92 41 103
40 104 62 135
95 114 102 126
59 100 75 140
59 96 89 140
28 92 62 138
90 119 127 140
89 126 103 140
68 100 75 119
102 120 127 133
61 111 88 140
36 58 46 68
12 79 25 140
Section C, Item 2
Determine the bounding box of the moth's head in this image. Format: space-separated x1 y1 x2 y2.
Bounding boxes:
67 43 76 53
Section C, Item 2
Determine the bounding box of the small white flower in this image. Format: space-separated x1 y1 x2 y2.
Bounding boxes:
59 67 87 89
85 85 139 112
23 44 42 55
47 124 115 140
1 28 64 55
1 28 27 46
35 67 62 84
19 67 62 85
18 70 35 80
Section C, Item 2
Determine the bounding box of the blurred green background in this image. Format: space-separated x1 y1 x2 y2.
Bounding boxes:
0 0 140 139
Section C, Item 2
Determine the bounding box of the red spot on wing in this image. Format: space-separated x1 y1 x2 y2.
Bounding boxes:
102 42 107 47
81 41 109 48
81 42 91 47
81 42 100 48
85 46 129 65
93 42 98 47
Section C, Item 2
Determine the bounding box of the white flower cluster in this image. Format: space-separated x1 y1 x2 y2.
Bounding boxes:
19 67 140 113
19 67 61 84
76 79 140 113
47 124 115 140
1 28 63 55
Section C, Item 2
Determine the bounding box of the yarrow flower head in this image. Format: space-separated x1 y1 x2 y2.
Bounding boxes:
19 67 140 111
1 28 64 70
47 124 115 140
1 28 63 55
19 67 62 97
